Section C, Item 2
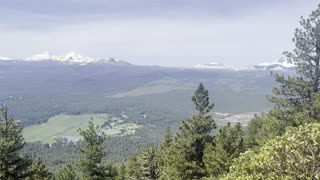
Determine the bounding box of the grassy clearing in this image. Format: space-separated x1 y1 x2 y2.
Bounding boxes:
23 114 142 144
23 114 109 143
100 117 142 136
108 79 196 98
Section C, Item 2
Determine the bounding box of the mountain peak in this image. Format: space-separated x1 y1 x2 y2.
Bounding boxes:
60 52 95 63
25 52 59 61
23 52 130 65
253 59 295 70
194 62 234 70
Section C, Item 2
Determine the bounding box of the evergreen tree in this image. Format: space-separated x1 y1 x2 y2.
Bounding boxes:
0 106 33 179
245 4 320 151
127 156 143 179
27 159 52 180
244 113 286 150
160 127 172 151
109 166 119 180
77 121 113 180
161 83 216 179
115 164 126 180
158 126 172 178
192 83 214 114
269 4 320 126
137 147 160 180
204 123 245 178
55 164 76 180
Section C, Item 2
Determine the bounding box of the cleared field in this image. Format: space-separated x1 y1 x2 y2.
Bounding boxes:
214 112 260 127
108 79 196 98
23 114 142 144
23 114 109 143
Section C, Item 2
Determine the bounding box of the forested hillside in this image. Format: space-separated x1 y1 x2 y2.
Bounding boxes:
0 61 275 127
2 3 320 180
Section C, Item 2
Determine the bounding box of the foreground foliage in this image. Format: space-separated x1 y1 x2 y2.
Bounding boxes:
55 164 76 180
27 159 52 180
223 123 320 179
204 123 244 178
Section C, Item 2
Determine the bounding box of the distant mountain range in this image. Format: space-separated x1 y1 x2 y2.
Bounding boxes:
0 52 130 65
194 59 296 71
0 52 295 71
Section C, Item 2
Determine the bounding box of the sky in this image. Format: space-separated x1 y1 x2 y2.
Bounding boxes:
0 0 319 67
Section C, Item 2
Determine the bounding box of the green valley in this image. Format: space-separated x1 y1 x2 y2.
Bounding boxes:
23 114 142 144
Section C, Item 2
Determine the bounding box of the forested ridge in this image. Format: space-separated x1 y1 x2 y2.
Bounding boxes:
2 4 320 180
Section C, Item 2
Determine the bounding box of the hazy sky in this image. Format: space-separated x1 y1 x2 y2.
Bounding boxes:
0 0 319 67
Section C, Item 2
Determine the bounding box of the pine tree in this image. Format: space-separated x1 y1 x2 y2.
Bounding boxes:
77 121 113 180
244 114 285 150
27 158 52 180
160 127 172 151
137 147 160 180
192 83 214 114
0 106 33 179
161 83 216 179
244 4 320 151
204 123 245 178
159 126 172 177
115 164 126 180
127 156 143 179
269 4 320 126
55 164 76 180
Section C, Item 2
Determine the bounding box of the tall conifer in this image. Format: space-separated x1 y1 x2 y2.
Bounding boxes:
161 83 216 179
27 159 52 180
55 164 76 180
204 123 245 178
0 106 33 179
137 147 160 180
269 4 320 126
77 121 113 180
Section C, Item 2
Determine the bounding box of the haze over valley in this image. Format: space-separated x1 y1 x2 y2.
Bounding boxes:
0 52 284 144
1 1 319 179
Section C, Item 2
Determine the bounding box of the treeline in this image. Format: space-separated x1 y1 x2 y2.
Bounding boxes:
22 134 156 171
2 3 320 180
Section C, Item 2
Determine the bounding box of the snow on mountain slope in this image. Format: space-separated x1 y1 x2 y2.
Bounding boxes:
24 52 130 65
194 59 296 71
194 62 235 70
251 59 296 71
98 57 131 65
26 52 59 61
0 57 12 61
257 59 295 68
59 52 95 64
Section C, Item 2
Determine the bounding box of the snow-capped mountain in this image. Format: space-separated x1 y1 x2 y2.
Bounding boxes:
251 59 295 71
25 52 59 61
0 57 12 61
58 52 95 64
194 62 235 70
21 52 130 65
194 59 296 71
